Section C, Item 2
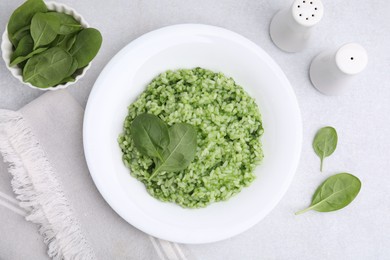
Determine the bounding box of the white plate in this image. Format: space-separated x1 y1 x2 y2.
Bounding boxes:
83 24 302 244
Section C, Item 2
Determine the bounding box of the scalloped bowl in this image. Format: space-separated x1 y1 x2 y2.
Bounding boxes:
1 1 91 91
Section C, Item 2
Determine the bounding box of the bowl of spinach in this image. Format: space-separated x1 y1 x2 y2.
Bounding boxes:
1 0 103 90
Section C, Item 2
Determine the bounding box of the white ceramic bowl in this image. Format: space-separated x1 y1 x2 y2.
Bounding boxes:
1 1 90 91
84 24 302 244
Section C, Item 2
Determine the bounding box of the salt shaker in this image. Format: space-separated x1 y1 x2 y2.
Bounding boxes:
309 43 368 95
270 0 324 52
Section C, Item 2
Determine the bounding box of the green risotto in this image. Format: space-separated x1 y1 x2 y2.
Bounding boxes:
118 68 264 208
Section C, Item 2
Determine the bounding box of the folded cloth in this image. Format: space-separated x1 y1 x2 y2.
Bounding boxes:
0 90 192 260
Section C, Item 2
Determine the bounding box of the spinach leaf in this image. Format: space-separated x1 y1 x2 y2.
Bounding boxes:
58 76 75 85
46 12 82 35
57 33 78 51
49 34 64 48
10 34 33 63
10 47 47 67
10 25 31 48
149 123 197 180
295 173 361 215
23 47 73 88
69 28 102 68
30 12 60 49
130 113 197 181
131 113 170 161
7 0 47 47
313 126 338 171
62 58 78 81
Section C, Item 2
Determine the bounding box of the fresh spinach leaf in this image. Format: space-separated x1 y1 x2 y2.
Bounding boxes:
57 33 78 51
149 123 197 180
30 12 60 49
49 34 64 48
10 25 31 48
131 113 197 181
295 173 361 215
63 58 78 80
69 28 102 68
23 47 73 88
313 126 338 172
7 0 47 46
49 55 77 86
58 76 75 85
46 12 82 35
11 47 47 67
10 34 33 63
131 113 170 161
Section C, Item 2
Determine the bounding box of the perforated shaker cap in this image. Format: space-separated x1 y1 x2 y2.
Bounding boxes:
336 43 368 75
292 0 324 27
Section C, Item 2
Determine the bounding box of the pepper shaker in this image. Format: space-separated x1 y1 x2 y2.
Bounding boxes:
270 0 324 52
309 43 368 95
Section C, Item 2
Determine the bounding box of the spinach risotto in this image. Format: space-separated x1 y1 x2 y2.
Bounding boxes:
118 68 264 208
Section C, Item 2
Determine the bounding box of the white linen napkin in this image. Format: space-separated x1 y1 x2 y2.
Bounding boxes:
0 90 192 260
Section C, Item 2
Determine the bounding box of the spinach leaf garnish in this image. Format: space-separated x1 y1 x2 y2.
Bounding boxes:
296 173 361 215
131 113 197 181
151 123 197 179
131 113 170 161
313 126 338 171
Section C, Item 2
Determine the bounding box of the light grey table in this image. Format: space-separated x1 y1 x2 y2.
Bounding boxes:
1 0 390 259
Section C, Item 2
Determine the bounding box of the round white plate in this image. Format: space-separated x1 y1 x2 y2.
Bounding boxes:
84 24 302 244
